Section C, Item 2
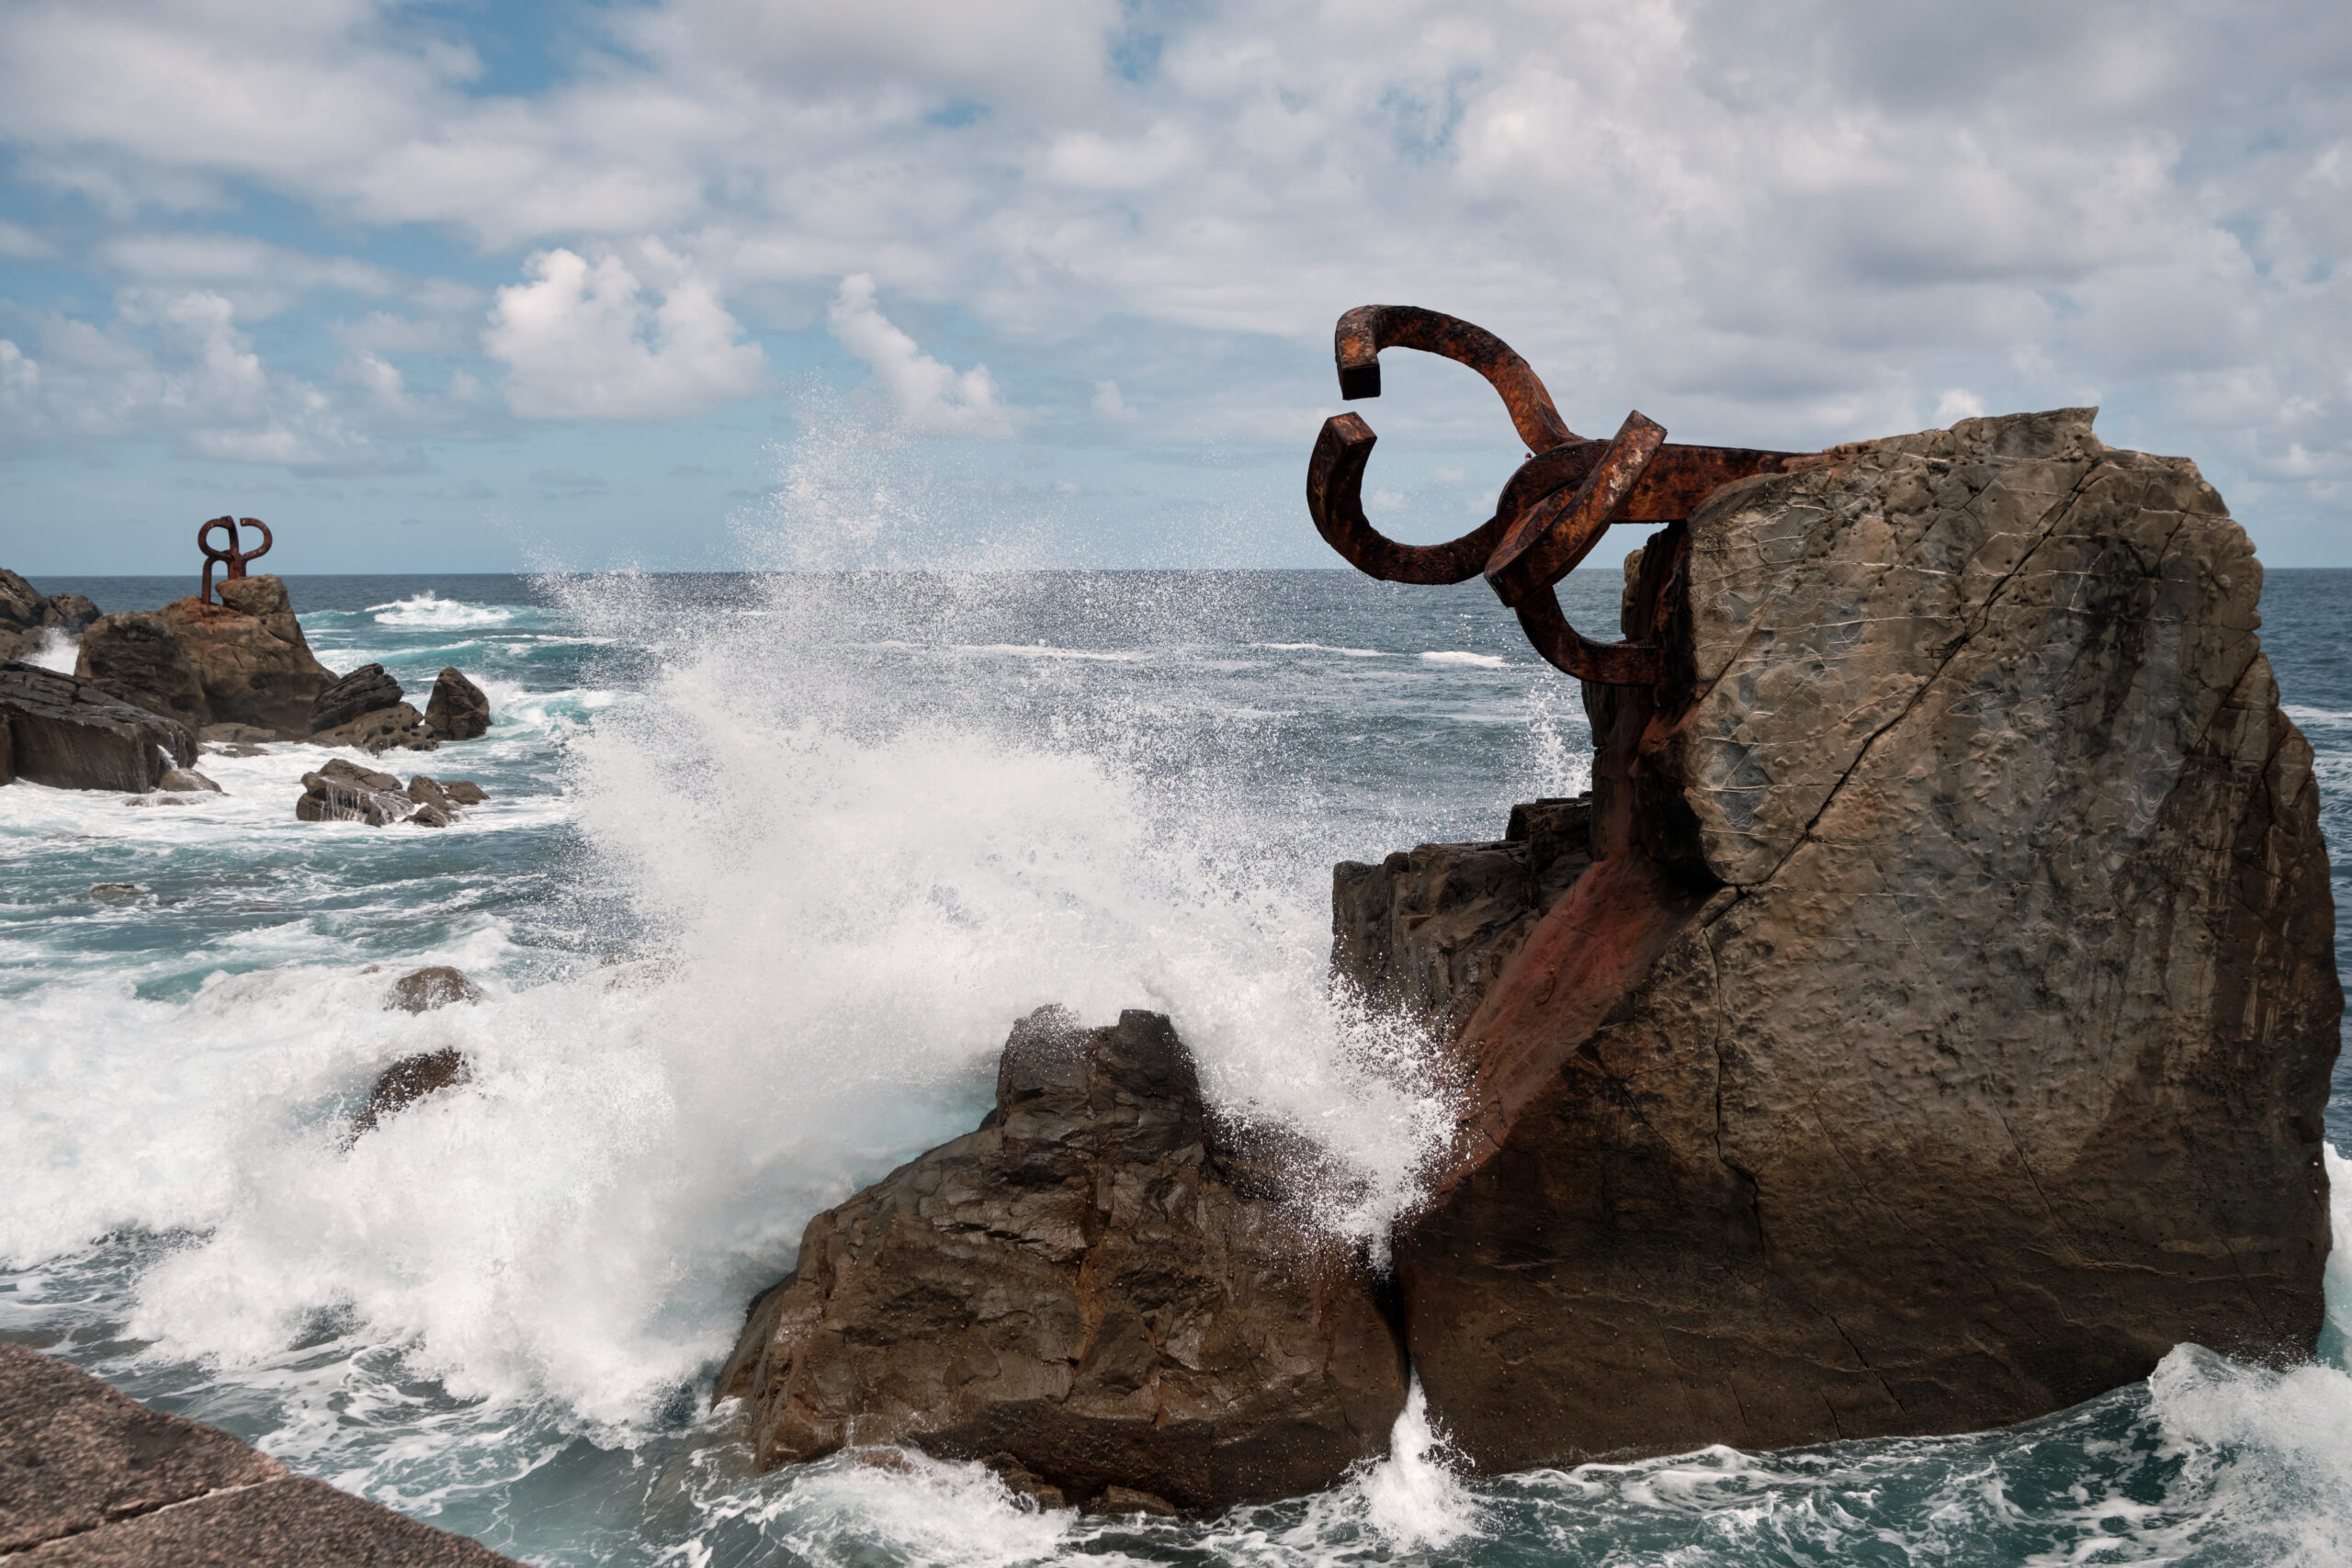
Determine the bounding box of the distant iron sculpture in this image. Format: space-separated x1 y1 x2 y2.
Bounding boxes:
198 515 272 607
1306 307 1826 685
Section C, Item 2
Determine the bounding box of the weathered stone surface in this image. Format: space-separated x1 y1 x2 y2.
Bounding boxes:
1331 795 1591 1038
718 1008 1407 1512
0 571 98 660
74 613 212 733
355 1046 473 1133
149 575 335 738
0 662 194 792
443 779 489 807
315 700 439 754
425 666 491 741
155 768 220 794
388 965 483 1013
1391 409 2342 1471
297 757 416 825
311 661 406 735
0 1342 282 1552
0 1344 516 1564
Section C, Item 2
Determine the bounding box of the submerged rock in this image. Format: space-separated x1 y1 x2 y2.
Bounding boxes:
388 965 482 1013
353 1047 472 1134
1383 408 2343 1470
424 666 491 741
717 1008 1407 1512
310 662 406 735
155 767 221 793
0 661 194 792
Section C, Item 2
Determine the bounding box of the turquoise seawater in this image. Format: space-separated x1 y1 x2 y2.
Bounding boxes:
3 567 2348 1567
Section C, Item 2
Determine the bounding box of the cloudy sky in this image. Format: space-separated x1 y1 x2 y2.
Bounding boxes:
1 0 2347 575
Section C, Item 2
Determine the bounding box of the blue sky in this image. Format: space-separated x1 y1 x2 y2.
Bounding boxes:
1 0 2348 576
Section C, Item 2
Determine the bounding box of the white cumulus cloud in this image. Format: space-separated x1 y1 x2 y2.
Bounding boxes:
826 273 1021 437
485 243 767 420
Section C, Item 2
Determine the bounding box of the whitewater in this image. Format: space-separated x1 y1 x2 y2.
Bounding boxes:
4 562 2350 1567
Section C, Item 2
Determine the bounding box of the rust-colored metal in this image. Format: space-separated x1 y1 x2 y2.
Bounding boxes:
1306 305 1816 685
198 515 272 606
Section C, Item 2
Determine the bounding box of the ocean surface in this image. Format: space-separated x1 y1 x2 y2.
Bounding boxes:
4 564 2349 1567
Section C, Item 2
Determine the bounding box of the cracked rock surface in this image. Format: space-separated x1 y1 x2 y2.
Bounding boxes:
1392 407 2342 1470
717 1008 1407 1512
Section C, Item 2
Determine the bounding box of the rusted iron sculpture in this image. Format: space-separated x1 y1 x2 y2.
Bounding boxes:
198 515 272 607
1306 306 1821 685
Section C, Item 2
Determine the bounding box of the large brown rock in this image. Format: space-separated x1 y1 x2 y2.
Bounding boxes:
310 660 406 734
717 1008 1408 1511
1388 408 2342 1470
425 666 492 741
0 662 195 791
148 574 335 738
74 611 213 732
0 1343 516 1564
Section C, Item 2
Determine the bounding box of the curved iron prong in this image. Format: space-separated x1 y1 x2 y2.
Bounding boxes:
1306 413 1511 584
1486 411 1666 608
237 517 272 567
1334 305 1577 454
198 514 238 605
1512 590 1665 685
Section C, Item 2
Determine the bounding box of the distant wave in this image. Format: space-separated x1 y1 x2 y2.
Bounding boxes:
1252 642 1387 658
954 643 1147 662
1419 650 1507 668
366 592 519 628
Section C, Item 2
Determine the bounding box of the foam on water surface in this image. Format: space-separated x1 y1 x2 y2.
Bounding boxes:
5 562 2351 1567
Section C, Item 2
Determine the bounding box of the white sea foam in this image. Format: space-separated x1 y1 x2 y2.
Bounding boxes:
1419 649 1507 668
368 592 520 629
28 627 79 673
1253 642 1387 658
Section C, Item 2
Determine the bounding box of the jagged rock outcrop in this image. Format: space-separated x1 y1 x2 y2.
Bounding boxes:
0 662 195 791
0 1344 517 1563
1332 795 1591 1038
388 965 483 1012
311 661 406 734
1384 408 2341 1471
355 1049 472 1134
717 1008 1407 1512
0 570 97 660
74 575 334 739
425 666 491 740
315 701 439 753
75 612 213 732
296 761 484 826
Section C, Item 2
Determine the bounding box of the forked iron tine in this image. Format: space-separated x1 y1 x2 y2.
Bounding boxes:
1334 305 1577 455
1306 414 1504 585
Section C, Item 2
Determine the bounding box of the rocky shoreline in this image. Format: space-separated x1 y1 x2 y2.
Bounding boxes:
0 572 494 819
712 408 2342 1510
0 1343 516 1564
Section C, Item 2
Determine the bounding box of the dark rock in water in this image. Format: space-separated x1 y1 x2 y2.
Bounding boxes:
74 612 212 733
155 767 220 794
354 1047 473 1133
1386 408 2344 1472
1331 793 1591 1038
314 700 439 754
424 666 491 741
0 662 194 792
0 1343 517 1563
198 721 277 745
443 779 489 806
297 757 415 825
983 1454 1067 1510
717 1008 1407 1513
0 570 99 660
388 965 482 1013
407 774 455 816
1088 1485 1181 1518
89 884 144 899
310 662 406 735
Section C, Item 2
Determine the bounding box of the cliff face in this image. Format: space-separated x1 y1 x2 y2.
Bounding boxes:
1390 409 2342 1469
